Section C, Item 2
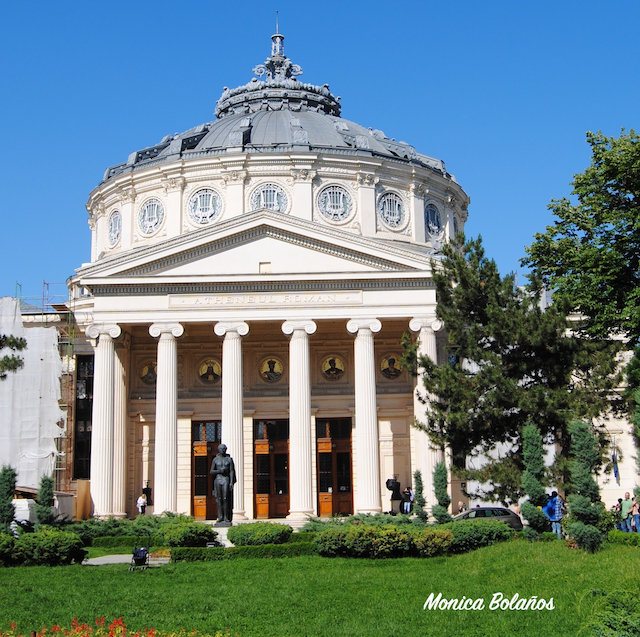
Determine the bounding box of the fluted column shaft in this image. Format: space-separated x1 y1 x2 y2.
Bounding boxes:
86 323 121 518
409 317 443 509
215 322 249 520
112 337 129 517
283 320 316 520
150 323 184 514
347 318 382 514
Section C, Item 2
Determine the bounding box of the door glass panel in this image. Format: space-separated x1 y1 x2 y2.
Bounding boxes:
319 453 333 492
336 452 351 492
274 453 288 495
256 455 270 494
194 456 208 496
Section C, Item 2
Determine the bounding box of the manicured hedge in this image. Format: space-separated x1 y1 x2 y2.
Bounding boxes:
12 529 87 566
171 541 317 562
91 535 164 548
315 525 454 558
227 522 292 546
287 532 317 543
0 533 15 566
433 520 515 553
608 529 640 546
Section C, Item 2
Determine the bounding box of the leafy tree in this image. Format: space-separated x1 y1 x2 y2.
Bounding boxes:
35 475 56 527
408 235 621 500
0 334 27 380
523 129 640 346
412 470 428 522
431 461 452 524
0 465 17 534
519 423 549 534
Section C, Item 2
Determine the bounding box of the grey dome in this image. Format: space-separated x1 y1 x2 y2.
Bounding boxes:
101 33 450 183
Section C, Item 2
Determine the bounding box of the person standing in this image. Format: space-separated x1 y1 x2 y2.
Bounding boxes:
631 495 640 533
620 492 633 533
401 486 412 514
547 491 564 539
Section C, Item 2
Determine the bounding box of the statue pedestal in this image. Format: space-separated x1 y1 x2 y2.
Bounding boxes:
214 521 232 528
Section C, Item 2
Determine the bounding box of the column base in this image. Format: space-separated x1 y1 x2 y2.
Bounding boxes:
232 510 248 521
286 510 315 523
354 507 383 515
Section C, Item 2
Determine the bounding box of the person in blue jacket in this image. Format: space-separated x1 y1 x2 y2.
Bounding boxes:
545 491 564 539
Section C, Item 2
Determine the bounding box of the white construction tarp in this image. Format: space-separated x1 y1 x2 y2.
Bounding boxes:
0 297 65 488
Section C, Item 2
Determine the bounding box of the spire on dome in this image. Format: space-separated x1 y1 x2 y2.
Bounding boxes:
272 10 284 56
252 25 302 82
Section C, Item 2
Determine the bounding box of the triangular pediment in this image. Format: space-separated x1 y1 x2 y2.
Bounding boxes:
77 210 434 285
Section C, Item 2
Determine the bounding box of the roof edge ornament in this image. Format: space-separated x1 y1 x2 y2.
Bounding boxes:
215 30 341 119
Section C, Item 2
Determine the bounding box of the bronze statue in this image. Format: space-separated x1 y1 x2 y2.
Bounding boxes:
210 443 236 524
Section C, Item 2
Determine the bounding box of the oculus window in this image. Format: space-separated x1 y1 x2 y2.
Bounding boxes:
138 199 165 235
250 183 288 213
188 188 222 225
377 193 405 229
107 210 122 246
317 185 353 221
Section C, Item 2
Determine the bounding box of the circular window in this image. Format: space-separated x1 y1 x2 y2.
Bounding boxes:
377 193 405 229
317 185 353 222
188 189 222 225
138 199 165 235
424 203 443 235
107 210 122 246
250 183 288 213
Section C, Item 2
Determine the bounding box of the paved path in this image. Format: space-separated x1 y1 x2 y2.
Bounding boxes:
84 554 170 566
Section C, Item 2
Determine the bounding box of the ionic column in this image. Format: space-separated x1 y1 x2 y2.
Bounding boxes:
112 333 130 517
149 322 184 514
409 316 444 508
282 320 317 521
86 323 121 518
347 318 382 514
214 321 249 520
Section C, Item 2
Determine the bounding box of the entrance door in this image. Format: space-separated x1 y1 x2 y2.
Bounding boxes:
254 419 289 518
192 421 221 520
317 418 353 516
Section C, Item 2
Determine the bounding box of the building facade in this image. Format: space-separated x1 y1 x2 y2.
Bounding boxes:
70 32 472 520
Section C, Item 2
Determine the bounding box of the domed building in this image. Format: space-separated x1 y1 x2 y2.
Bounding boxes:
70 32 470 520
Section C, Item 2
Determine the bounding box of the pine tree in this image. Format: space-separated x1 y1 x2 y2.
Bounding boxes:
431 461 452 524
0 465 17 534
35 475 56 527
409 235 622 500
412 470 428 521
519 423 550 534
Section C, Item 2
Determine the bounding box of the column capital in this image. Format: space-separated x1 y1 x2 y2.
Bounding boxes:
409 316 442 333
282 320 317 336
86 323 121 341
346 318 382 334
149 322 184 339
214 321 249 337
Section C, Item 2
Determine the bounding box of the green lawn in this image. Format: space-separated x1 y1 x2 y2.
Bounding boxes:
2 540 639 637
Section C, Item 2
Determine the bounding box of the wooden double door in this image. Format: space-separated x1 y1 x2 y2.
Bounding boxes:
192 421 221 520
254 419 290 518
317 418 353 517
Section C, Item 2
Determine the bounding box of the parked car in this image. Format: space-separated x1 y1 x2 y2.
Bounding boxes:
452 506 523 531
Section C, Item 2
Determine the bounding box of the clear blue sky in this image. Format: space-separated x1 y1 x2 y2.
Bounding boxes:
1 1 638 303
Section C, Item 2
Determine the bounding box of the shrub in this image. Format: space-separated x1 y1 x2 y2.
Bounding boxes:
568 521 603 553
0 532 15 565
315 525 413 558
0 465 16 534
597 509 619 536
160 522 218 548
432 463 452 524
171 542 317 562
438 519 515 553
35 475 56 527
411 528 454 557
287 532 317 543
412 470 429 522
227 522 292 546
13 529 86 565
520 502 550 534
607 530 640 547
91 535 164 548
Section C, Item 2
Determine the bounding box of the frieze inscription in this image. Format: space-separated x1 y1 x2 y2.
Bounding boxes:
168 291 363 309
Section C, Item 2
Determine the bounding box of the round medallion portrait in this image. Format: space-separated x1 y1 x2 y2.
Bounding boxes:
139 360 158 385
380 354 402 379
197 358 221 384
321 355 345 381
260 357 284 382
